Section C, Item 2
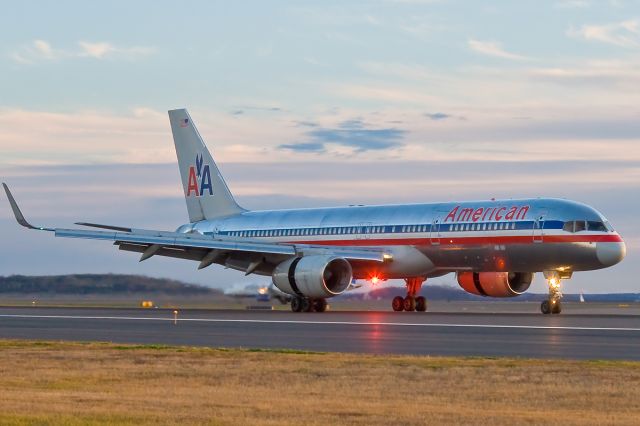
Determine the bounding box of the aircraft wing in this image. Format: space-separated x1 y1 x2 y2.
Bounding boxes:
3 184 390 271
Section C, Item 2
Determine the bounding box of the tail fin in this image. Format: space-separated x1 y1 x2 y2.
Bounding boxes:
168 108 245 222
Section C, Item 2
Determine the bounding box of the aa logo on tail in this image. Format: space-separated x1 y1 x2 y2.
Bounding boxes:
186 154 213 197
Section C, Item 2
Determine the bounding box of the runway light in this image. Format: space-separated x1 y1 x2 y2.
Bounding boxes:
173 310 178 325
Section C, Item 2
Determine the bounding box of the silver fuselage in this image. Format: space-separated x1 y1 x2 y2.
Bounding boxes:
179 197 626 279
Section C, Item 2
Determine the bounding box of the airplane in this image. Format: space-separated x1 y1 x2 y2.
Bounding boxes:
3 108 626 314
224 282 291 304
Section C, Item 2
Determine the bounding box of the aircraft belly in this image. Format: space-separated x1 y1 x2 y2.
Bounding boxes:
418 241 600 273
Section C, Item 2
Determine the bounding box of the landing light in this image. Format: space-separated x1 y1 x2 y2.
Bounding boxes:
371 276 380 285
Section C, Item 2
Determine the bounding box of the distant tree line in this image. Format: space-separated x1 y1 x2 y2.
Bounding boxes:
0 274 219 295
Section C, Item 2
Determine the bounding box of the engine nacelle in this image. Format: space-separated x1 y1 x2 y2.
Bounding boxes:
272 255 352 298
457 272 533 297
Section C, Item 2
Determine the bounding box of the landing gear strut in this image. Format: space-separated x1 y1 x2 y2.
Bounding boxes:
392 277 427 312
291 297 327 313
541 273 562 315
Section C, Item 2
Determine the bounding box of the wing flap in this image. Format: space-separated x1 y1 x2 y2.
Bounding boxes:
54 228 298 256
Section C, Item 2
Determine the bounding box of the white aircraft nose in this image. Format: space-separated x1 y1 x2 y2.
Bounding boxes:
596 241 626 267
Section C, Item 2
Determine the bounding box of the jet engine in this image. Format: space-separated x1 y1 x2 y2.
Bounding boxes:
457 271 533 297
272 255 352 298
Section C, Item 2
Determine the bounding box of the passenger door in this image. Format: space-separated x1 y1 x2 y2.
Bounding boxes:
430 217 441 245
533 214 546 243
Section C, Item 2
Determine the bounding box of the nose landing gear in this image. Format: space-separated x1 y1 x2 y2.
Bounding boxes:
541 274 562 315
392 277 427 312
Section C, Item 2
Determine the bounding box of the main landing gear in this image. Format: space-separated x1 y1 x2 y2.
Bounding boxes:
290 297 327 313
392 277 427 312
541 273 562 315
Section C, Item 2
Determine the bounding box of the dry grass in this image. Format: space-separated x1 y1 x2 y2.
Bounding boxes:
0 340 639 425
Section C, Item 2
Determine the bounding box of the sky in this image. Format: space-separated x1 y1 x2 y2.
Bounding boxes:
0 0 639 293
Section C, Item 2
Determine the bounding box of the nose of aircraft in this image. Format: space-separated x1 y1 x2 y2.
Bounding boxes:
596 241 626 267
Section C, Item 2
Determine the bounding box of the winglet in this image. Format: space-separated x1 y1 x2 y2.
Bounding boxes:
2 183 52 231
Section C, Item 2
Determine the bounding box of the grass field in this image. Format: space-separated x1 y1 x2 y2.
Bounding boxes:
0 340 639 425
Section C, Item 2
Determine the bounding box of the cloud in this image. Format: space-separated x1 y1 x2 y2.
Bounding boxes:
425 112 450 120
468 39 530 61
567 20 640 47
9 39 156 64
278 142 326 152
279 119 405 153
529 59 640 89
34 40 54 58
293 120 319 128
555 0 590 8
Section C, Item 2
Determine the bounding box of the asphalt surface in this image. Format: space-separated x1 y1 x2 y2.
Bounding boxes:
1 306 639 360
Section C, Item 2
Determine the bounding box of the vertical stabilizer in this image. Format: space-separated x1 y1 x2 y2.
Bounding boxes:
169 108 245 222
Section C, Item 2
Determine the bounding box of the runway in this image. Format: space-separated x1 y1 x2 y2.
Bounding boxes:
1 306 639 360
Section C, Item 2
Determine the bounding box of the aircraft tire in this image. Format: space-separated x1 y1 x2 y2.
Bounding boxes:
301 298 312 312
392 296 404 311
403 296 416 312
291 297 303 312
313 298 327 312
415 296 427 312
551 301 562 314
540 300 551 315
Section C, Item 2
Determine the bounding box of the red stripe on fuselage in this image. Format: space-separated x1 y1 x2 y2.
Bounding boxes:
281 234 623 247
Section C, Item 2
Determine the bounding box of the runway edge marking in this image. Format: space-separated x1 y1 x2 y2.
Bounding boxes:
1 314 640 332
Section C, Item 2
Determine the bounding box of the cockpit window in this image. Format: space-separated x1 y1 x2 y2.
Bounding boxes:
564 220 609 233
588 221 608 232
563 221 585 232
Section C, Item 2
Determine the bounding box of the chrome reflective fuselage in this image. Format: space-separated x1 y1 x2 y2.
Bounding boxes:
182 198 626 279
